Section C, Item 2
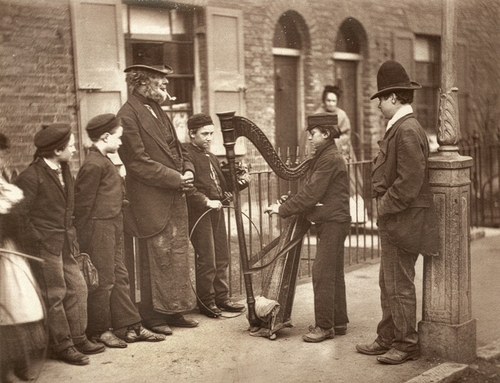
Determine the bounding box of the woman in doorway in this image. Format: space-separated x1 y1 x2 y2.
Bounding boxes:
317 85 354 162
317 85 365 224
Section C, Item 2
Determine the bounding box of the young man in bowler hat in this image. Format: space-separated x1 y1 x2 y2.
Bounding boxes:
13 123 104 365
266 113 351 342
356 60 439 364
74 114 166 348
184 114 247 318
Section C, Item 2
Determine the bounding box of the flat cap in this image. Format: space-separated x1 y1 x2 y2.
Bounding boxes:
187 113 213 131
34 123 72 151
306 113 338 131
124 64 173 76
86 114 121 139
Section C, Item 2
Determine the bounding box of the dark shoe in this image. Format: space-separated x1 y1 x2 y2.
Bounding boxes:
334 324 347 335
302 325 334 343
148 324 173 336
74 339 105 355
51 346 90 366
165 313 199 328
200 303 222 318
124 326 166 343
217 300 245 312
377 348 420 365
91 331 127 348
356 340 391 355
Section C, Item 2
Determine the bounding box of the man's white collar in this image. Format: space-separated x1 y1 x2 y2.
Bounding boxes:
386 104 413 132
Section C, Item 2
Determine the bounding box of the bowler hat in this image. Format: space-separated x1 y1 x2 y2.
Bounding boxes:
34 123 72 151
306 113 338 131
86 113 120 139
187 114 213 131
370 60 421 100
124 64 173 76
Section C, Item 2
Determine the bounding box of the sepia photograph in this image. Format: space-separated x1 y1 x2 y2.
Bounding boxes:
0 0 499 382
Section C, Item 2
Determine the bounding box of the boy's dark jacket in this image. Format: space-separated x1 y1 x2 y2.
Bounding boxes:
278 140 351 223
74 146 124 249
13 158 77 256
183 143 229 211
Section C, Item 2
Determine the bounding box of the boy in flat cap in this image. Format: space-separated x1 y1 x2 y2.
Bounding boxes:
117 64 198 334
356 60 438 364
266 113 351 342
184 114 247 318
13 123 104 365
74 114 166 348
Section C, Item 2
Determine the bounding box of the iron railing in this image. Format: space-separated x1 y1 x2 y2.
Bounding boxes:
459 137 500 228
222 147 380 297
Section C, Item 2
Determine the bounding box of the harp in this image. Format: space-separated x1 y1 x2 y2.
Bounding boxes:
217 111 312 340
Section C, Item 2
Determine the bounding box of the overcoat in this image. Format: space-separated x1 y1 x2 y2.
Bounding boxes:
372 114 439 255
117 92 195 238
117 91 196 314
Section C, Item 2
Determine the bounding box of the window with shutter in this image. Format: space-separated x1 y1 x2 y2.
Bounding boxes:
70 0 127 161
123 4 196 142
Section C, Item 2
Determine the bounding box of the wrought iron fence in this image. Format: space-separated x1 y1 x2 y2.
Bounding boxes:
7 138 491 300
223 147 380 297
459 137 500 228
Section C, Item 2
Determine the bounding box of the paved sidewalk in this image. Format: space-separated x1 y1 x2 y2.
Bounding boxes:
33 229 500 383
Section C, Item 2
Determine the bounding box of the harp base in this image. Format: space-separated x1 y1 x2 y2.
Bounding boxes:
248 320 293 340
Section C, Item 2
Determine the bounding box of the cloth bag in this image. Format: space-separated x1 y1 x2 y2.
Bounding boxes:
0 239 44 325
75 252 99 293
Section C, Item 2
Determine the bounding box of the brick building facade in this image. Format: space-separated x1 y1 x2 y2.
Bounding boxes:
0 0 499 174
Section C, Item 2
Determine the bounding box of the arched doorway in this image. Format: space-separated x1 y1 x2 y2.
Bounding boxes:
334 18 367 160
273 11 306 165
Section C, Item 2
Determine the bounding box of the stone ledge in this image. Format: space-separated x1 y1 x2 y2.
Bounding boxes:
477 339 500 362
405 362 470 383
470 227 486 241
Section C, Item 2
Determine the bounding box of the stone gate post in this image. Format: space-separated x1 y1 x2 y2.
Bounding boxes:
418 0 476 363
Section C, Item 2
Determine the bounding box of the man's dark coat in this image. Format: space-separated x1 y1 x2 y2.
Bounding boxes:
372 114 439 255
117 92 195 238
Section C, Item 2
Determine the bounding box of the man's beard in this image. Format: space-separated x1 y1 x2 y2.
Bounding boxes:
143 85 167 104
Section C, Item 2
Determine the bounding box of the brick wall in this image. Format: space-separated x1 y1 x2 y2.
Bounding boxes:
0 0 78 175
237 0 497 156
0 0 498 174
457 0 500 141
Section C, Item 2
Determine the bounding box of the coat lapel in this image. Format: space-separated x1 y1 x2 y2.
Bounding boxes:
372 114 415 174
37 159 67 199
127 95 173 157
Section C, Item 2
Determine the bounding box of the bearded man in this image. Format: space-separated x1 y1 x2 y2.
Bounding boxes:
117 64 198 336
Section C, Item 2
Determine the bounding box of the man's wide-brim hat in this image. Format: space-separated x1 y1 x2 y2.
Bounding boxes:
370 60 421 100
124 64 173 76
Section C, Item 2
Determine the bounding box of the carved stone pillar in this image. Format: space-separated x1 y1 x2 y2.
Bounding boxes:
418 0 476 363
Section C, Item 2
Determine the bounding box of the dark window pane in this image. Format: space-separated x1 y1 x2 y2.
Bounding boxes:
131 43 163 66
164 77 194 107
163 42 193 74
